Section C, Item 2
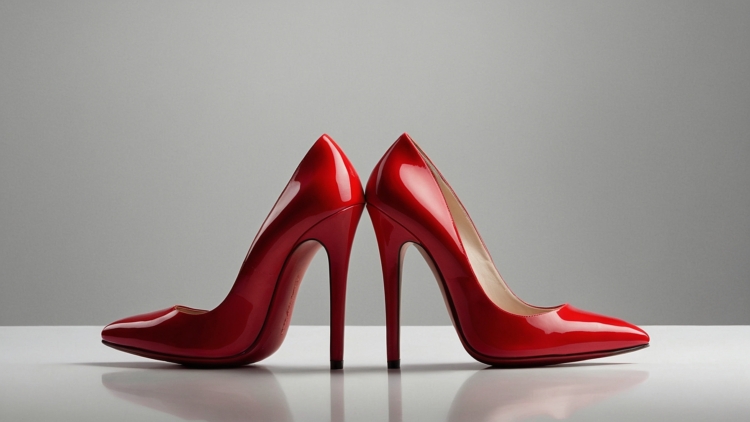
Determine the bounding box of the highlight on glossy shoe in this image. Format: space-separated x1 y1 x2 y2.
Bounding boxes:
366 133 649 368
102 135 365 369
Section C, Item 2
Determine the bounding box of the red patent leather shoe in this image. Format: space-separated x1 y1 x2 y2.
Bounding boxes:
366 133 649 368
102 135 365 369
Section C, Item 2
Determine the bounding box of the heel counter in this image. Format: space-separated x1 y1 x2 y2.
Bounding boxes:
366 133 430 212
366 133 412 208
310 134 364 207
323 134 365 205
295 134 364 209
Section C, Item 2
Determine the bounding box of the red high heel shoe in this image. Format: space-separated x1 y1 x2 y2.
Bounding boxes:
102 135 365 369
366 133 649 368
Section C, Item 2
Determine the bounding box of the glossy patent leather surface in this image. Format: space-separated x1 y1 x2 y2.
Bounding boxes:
102 135 365 368
366 133 649 367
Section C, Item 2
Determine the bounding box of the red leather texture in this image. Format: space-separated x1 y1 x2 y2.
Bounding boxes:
366 133 649 366
102 135 365 367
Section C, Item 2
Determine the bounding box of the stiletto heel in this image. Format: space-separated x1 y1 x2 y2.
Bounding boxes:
367 133 649 367
102 135 365 368
301 204 365 369
367 205 417 369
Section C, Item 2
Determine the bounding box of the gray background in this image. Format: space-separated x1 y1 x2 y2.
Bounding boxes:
1 1 748 326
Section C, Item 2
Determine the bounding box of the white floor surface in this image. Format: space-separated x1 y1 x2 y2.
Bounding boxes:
1 326 749 421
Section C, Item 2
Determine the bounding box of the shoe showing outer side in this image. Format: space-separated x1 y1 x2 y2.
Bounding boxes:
366 133 649 367
102 135 365 369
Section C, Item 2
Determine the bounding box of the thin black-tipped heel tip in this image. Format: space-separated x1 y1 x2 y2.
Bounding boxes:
331 360 344 370
387 360 400 369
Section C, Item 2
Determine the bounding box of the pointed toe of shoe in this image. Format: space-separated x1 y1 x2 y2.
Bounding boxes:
628 323 650 346
556 304 649 354
101 306 181 351
595 318 650 352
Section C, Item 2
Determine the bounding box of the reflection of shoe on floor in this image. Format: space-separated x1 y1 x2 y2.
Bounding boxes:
102 367 292 422
448 370 648 422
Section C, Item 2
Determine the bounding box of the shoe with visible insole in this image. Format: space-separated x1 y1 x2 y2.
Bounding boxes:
366 133 649 368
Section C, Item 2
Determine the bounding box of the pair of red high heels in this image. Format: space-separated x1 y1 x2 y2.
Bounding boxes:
102 134 649 369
